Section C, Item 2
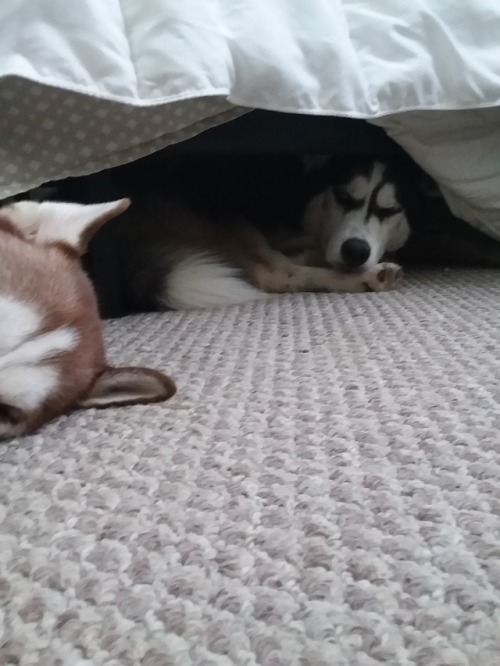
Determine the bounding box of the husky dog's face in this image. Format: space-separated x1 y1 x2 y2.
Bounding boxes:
305 160 411 271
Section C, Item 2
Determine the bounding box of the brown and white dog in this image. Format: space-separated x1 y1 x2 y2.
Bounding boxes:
0 198 175 439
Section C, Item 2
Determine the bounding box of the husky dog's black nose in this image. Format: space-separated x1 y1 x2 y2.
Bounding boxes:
341 238 371 268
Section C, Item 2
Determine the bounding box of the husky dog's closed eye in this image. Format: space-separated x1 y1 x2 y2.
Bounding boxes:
302 157 411 271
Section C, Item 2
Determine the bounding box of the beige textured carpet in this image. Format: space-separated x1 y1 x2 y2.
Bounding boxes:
1 269 500 666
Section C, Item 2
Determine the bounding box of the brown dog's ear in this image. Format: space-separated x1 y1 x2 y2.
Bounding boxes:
0 198 130 255
79 367 176 409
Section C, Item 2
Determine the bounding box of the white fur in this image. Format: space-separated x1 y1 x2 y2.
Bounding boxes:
377 182 397 208
0 326 78 373
0 296 41 354
0 295 79 411
0 365 59 412
0 201 41 240
5 199 129 250
160 254 267 309
348 175 371 200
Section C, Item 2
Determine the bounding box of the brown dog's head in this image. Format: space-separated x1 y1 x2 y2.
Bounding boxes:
0 198 175 439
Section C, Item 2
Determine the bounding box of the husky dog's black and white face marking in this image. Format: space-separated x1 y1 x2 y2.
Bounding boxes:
304 160 411 271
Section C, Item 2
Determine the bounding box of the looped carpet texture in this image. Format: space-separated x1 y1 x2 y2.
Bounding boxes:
1 269 500 665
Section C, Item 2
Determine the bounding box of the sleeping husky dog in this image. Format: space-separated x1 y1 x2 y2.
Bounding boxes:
119 156 411 310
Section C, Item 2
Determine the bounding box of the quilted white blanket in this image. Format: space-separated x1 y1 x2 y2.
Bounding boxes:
1 0 500 237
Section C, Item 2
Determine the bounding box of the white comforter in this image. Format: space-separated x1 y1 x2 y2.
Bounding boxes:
1 0 500 237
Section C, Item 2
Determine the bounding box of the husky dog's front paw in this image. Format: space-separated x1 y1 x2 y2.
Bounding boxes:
363 262 403 292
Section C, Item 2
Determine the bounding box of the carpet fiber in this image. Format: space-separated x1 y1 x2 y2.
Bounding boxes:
1 269 500 665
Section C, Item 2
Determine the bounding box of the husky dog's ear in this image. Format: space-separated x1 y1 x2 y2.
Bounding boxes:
79 367 176 409
0 199 130 255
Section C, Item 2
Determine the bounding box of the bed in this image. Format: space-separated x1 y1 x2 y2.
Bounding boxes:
1 0 500 241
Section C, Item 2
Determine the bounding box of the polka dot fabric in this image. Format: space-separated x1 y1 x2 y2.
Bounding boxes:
0 77 247 198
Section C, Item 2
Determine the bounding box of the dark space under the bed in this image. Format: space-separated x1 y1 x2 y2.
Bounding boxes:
60 113 399 318
52 111 500 319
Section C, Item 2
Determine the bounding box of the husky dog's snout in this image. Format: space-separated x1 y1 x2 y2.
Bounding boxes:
341 238 371 269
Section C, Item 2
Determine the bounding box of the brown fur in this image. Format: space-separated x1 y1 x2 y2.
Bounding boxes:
0 199 176 439
0 231 106 432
